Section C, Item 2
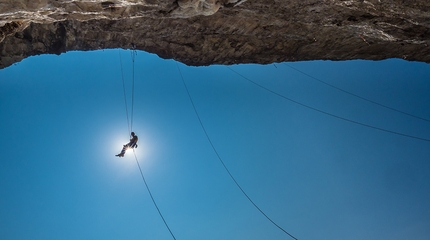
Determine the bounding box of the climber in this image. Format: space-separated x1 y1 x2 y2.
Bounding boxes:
115 132 138 157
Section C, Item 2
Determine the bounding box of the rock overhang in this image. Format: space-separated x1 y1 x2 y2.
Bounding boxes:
1 0 429 69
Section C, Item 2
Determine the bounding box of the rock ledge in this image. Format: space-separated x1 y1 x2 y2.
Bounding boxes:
1 0 429 68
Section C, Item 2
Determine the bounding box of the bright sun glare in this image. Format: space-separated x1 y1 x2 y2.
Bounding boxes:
112 133 150 160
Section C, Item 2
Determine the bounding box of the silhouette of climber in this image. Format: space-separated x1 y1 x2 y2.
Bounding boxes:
116 132 138 157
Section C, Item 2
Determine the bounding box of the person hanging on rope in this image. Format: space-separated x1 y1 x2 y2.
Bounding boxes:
116 132 138 157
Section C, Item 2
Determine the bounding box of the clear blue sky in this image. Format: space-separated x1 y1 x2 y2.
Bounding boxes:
1 50 429 240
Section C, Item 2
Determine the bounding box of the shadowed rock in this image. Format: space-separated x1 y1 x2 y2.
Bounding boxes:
0 0 429 69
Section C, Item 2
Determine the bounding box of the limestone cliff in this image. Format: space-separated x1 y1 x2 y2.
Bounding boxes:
0 0 429 69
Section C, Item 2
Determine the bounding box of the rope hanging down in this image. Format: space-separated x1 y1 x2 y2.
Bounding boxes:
133 150 177 240
175 63 298 240
119 49 176 240
118 48 137 135
227 67 430 143
130 48 137 132
118 49 131 135
282 63 430 123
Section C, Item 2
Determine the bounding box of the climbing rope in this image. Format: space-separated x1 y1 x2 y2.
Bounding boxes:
133 150 177 240
227 67 430 143
282 63 430 123
175 62 298 240
118 48 137 135
119 49 176 240
130 48 137 132
118 49 131 135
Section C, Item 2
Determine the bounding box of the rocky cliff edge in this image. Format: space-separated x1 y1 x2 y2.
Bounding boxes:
1 0 429 69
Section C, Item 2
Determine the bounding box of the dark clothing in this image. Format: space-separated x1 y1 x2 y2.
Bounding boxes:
127 135 138 148
116 134 138 157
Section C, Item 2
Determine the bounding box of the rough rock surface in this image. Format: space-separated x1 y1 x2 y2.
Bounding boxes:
0 0 429 69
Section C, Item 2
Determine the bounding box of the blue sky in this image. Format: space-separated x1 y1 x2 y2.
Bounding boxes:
1 50 429 240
